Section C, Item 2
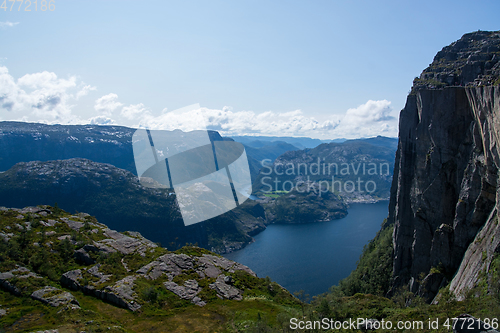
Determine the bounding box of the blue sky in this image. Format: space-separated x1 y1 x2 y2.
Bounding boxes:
1 0 499 139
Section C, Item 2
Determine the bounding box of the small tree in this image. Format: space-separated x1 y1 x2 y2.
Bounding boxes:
294 290 310 318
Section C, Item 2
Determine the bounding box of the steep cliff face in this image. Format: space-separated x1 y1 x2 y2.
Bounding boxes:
388 31 500 301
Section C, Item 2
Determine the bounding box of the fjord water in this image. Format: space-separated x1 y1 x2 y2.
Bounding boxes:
224 201 389 296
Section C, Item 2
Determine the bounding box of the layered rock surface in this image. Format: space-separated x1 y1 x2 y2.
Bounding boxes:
389 31 500 301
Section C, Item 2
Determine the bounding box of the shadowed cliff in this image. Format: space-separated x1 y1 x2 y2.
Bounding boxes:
388 30 500 302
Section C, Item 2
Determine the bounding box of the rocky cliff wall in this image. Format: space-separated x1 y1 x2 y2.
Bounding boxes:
388 30 500 302
389 85 500 301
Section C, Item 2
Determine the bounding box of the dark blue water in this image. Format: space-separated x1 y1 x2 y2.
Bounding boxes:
224 201 389 296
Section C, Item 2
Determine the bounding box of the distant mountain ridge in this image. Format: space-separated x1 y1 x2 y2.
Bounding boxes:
0 121 234 174
231 135 335 149
0 121 305 183
253 138 397 203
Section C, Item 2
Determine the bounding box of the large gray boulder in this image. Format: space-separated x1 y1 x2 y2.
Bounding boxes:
136 253 193 280
60 267 140 312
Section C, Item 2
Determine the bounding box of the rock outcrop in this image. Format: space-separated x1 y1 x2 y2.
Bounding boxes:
0 266 43 296
31 286 80 308
389 31 500 301
0 204 301 332
0 205 278 315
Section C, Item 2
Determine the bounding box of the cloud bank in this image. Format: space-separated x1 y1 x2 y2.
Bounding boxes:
0 21 19 28
0 65 398 138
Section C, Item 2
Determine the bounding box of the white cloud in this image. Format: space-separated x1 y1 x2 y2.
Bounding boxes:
77 84 97 99
94 93 122 116
129 100 397 139
121 103 151 120
133 106 341 138
0 65 398 139
0 66 92 123
0 21 19 28
332 100 397 138
88 115 115 125
343 100 394 124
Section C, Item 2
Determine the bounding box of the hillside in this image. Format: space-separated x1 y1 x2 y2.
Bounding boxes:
0 158 266 254
231 135 329 149
253 139 396 203
0 157 354 257
0 205 302 332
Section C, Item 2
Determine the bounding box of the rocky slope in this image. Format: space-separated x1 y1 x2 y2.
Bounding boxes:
0 206 300 332
388 30 500 301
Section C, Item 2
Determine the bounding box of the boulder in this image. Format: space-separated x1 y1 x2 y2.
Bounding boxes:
103 275 141 311
136 253 193 280
209 274 242 301
60 269 82 290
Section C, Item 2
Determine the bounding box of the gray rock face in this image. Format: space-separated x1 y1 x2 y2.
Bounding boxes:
164 279 206 306
60 267 140 312
136 253 255 282
101 229 157 256
199 254 256 277
136 253 191 280
73 230 157 266
209 274 242 300
31 286 80 308
74 248 95 265
103 276 141 312
413 31 500 90
60 269 83 291
134 252 256 306
389 31 500 301
60 217 84 231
